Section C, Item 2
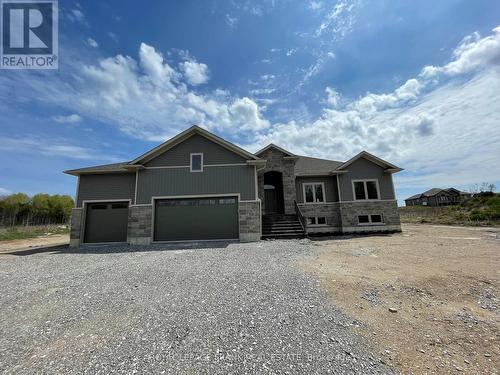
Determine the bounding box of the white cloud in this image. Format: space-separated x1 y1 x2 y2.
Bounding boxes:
67 9 87 25
298 51 336 87
325 86 340 107
181 60 210 86
250 88 276 95
226 14 238 29
53 114 82 124
86 38 98 48
139 43 177 83
0 43 270 139
309 1 323 11
0 137 118 161
0 187 12 195
229 97 270 131
107 32 118 42
315 0 358 39
421 26 500 77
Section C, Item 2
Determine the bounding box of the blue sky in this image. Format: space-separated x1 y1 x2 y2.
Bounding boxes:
1 0 500 204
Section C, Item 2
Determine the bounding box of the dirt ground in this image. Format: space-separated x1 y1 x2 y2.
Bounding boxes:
0 234 69 253
304 224 499 374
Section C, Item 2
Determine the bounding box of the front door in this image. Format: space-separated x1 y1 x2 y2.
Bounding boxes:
264 187 279 214
263 171 285 215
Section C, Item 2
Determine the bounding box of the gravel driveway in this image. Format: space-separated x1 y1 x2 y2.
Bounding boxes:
0 240 394 374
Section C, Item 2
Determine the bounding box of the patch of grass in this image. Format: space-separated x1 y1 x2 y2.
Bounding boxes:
0 225 69 241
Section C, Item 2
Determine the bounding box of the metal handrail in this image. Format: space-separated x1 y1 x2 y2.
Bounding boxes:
294 200 306 231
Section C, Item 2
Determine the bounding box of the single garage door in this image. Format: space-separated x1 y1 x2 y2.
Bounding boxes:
84 202 129 243
154 196 239 242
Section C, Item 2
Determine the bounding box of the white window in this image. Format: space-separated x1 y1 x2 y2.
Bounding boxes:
307 216 328 226
303 182 325 203
190 153 203 172
352 179 380 200
358 214 384 225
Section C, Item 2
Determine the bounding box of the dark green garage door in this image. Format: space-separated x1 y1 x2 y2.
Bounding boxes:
84 202 129 243
154 197 239 242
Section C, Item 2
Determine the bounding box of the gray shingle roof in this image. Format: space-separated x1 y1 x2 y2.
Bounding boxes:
422 188 446 196
405 193 422 200
64 162 131 175
294 155 344 176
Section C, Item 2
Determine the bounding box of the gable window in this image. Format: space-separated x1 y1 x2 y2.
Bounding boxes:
352 179 380 200
303 182 325 203
190 153 203 172
358 214 384 225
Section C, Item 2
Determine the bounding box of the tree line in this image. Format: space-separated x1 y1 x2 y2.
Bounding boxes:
0 193 74 226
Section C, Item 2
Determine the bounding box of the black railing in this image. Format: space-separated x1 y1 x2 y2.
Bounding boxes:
294 200 306 232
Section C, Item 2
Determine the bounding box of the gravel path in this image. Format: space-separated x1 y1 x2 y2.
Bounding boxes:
0 240 394 374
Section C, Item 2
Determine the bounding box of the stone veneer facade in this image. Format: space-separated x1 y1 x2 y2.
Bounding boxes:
257 148 296 215
338 200 401 232
297 203 342 233
238 201 262 242
298 200 401 234
69 208 83 247
127 205 153 245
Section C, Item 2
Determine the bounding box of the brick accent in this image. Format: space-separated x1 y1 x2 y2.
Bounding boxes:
297 203 342 233
339 200 401 232
69 208 83 248
128 205 152 245
239 200 261 242
259 148 296 214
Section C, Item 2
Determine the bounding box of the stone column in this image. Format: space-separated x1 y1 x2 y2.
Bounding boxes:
127 205 152 245
69 208 83 248
239 200 261 242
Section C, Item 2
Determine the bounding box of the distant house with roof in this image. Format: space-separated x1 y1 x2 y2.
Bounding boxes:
405 188 472 207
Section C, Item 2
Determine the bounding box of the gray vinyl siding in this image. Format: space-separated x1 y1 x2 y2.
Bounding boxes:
295 176 339 203
77 173 136 207
145 134 247 167
338 158 395 201
136 165 256 203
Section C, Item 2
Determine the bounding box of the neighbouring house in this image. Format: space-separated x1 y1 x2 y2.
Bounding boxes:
405 188 472 207
65 126 403 247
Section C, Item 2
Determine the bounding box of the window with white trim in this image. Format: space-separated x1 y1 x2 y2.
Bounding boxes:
303 182 325 203
190 153 203 172
352 179 380 200
358 214 383 225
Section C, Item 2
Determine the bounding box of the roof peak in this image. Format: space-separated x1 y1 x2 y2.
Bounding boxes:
254 143 296 157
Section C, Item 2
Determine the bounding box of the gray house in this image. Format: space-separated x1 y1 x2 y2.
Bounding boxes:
405 188 472 207
65 126 402 247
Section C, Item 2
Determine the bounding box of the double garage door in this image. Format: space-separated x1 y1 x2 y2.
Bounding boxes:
154 196 239 242
83 197 239 244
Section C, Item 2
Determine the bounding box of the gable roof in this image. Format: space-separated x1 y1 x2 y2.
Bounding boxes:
335 151 402 172
255 143 296 157
130 125 260 165
294 155 344 176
